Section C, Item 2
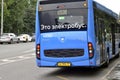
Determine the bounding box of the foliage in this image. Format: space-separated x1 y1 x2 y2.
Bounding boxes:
0 0 37 35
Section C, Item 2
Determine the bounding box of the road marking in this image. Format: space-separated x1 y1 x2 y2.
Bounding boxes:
31 53 35 56
2 59 9 62
56 76 69 80
22 49 35 54
102 59 120 80
0 57 32 66
18 56 24 58
0 53 34 66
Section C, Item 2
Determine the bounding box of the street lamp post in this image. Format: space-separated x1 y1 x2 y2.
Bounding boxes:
1 0 4 35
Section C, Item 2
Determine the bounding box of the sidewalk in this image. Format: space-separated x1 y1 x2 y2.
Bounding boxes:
107 63 120 80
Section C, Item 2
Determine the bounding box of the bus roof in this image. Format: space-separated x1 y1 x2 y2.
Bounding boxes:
93 1 118 19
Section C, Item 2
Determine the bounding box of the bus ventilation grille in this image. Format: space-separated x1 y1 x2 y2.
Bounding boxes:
44 49 84 57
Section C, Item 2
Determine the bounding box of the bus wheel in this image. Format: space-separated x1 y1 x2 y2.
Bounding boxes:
103 53 109 68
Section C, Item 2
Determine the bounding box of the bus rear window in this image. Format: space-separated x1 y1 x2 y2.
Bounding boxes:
39 9 87 33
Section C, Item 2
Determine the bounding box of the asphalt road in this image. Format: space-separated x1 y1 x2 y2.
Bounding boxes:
0 42 120 80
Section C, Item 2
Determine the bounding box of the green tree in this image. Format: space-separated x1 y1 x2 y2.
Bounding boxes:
23 0 36 35
0 0 37 35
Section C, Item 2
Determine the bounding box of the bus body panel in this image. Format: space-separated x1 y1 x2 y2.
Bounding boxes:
35 0 120 68
35 0 97 67
37 59 90 67
39 31 90 66
35 1 40 45
87 0 98 66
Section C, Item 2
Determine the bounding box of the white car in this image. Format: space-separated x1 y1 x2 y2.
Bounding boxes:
0 33 19 44
17 34 32 42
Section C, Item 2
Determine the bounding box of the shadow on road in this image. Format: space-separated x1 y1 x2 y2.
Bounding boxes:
40 58 120 80
45 67 103 77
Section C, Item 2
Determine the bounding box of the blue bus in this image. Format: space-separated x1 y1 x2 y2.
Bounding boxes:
35 0 120 67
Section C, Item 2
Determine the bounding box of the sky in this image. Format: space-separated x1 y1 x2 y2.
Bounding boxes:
94 0 120 15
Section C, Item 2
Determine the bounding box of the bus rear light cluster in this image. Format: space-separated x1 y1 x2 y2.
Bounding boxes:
88 42 94 59
36 44 40 59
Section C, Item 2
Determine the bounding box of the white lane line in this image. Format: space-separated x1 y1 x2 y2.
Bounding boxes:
0 48 35 66
0 53 35 66
18 56 24 58
0 49 35 61
0 56 33 66
56 76 69 80
0 53 34 61
2 59 9 62
102 60 120 80
0 77 2 79
2 59 15 62
22 49 35 54
31 53 35 56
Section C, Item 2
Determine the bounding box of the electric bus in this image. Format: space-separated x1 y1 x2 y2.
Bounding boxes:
35 0 120 67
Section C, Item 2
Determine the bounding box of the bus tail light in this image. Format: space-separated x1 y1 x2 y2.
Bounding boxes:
88 42 94 59
36 44 40 59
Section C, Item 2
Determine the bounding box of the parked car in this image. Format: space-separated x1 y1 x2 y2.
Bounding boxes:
17 34 32 42
0 33 19 44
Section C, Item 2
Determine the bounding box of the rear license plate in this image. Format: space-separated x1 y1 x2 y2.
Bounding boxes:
57 62 71 67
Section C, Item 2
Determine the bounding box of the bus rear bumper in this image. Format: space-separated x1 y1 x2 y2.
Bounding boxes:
36 59 97 67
